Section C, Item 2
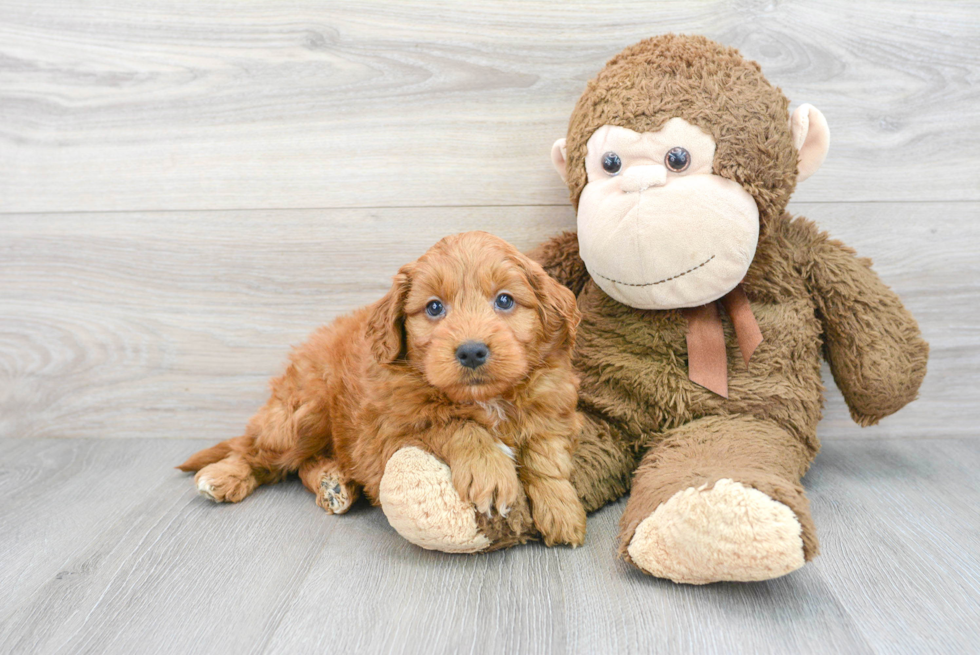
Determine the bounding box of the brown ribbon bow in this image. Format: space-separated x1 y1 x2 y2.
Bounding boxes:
680 285 763 398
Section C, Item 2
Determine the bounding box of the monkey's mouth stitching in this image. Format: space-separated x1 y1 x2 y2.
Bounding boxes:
594 255 715 288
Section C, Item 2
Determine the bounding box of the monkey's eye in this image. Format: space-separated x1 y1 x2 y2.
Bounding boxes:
665 147 691 172
494 293 515 311
601 152 622 175
425 299 445 318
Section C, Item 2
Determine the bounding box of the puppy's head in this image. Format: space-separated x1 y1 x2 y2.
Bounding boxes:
367 231 579 403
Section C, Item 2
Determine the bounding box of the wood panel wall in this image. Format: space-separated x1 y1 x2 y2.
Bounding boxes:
2 1 977 440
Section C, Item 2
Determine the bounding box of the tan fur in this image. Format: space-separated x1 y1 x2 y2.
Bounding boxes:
525 212 927 570
380 447 493 553
178 231 586 547
627 479 806 584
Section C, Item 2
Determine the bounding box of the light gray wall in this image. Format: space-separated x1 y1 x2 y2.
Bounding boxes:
2 1 977 440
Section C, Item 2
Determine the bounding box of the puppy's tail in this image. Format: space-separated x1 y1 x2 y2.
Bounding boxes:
176 436 247 472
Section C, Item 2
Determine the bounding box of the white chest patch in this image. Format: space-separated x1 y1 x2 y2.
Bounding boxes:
476 399 510 427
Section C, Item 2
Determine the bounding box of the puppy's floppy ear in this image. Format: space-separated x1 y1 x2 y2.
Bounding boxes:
366 263 414 364
515 255 581 355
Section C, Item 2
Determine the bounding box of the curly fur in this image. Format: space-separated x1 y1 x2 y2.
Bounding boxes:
178 231 587 547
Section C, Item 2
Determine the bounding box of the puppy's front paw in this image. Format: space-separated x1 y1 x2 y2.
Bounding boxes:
527 479 587 547
533 497 587 547
452 455 521 516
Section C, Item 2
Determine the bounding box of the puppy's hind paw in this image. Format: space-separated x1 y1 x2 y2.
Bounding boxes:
317 474 357 515
197 476 217 501
192 460 258 503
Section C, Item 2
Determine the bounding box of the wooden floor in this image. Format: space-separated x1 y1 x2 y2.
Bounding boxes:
2 1 979 653
0 437 977 654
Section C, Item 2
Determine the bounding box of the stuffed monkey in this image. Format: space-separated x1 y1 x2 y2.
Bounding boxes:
378 35 928 583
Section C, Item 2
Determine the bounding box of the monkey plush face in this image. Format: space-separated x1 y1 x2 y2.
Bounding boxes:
552 34 829 310
574 118 759 309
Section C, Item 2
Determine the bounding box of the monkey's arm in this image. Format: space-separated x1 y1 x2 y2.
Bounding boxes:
526 231 592 296
792 218 929 426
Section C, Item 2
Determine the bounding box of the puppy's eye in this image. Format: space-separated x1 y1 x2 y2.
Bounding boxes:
494 293 515 311
665 147 691 172
425 300 445 318
601 152 622 175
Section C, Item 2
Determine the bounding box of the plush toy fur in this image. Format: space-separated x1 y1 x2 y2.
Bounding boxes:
377 35 928 584
535 216 927 567
563 35 798 229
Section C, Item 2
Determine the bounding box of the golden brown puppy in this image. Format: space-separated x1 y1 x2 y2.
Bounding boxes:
178 231 586 546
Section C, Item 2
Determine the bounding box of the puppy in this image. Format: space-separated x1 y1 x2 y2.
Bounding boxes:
178 231 586 546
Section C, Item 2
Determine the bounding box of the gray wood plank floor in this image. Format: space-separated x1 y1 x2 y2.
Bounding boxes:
0 437 977 655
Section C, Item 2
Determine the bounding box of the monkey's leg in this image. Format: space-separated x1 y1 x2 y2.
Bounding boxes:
620 415 817 584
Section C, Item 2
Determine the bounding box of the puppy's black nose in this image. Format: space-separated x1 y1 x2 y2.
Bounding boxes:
456 341 489 369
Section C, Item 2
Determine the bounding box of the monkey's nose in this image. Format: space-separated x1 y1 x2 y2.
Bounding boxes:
456 341 489 369
620 165 667 193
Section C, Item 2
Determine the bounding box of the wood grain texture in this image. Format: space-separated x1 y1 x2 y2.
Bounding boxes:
809 439 980 653
1 437 977 654
0 202 972 441
1 0 978 213
0 206 575 441
0 439 196 617
0 441 334 655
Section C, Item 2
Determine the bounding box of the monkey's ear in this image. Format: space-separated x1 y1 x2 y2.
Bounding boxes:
366 264 414 364
790 104 830 182
551 138 568 183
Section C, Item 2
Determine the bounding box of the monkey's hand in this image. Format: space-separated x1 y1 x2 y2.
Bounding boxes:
792 217 929 425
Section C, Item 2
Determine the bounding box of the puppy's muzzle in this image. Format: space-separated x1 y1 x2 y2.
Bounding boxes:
455 341 489 369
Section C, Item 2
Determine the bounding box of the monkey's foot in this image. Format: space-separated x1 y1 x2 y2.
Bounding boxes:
379 447 491 553
626 479 805 584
